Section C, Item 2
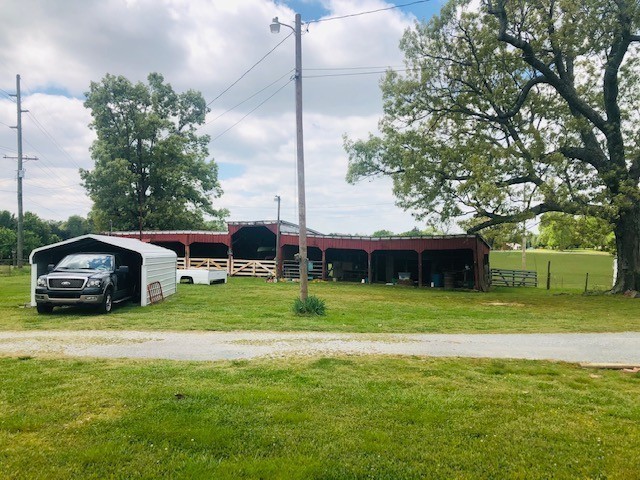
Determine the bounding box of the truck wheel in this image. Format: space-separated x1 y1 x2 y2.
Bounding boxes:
100 288 113 314
36 304 53 314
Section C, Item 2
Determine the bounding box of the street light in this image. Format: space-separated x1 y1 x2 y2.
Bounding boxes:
270 14 308 301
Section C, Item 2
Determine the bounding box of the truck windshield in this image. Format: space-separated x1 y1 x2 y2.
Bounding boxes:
56 254 113 271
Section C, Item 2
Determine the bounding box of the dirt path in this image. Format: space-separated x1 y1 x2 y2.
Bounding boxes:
1 330 640 364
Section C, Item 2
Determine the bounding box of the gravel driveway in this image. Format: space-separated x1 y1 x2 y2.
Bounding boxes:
1 330 640 365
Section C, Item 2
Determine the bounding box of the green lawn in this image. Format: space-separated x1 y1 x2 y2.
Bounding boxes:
1 268 638 333
491 249 615 290
1 356 639 479
2 263 639 479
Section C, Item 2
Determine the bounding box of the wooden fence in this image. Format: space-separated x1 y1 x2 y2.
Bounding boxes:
178 257 275 278
282 260 323 279
490 268 538 287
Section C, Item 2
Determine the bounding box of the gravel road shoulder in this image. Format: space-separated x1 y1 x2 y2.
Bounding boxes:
1 330 640 364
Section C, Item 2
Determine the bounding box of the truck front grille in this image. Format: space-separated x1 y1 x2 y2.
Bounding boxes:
48 278 86 290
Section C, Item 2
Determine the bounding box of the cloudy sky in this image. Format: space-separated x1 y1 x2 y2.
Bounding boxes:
0 0 445 235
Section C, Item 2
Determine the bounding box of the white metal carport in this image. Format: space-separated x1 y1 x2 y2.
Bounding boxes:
29 234 177 307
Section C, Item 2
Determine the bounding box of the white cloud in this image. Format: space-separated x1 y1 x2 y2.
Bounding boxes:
0 0 433 234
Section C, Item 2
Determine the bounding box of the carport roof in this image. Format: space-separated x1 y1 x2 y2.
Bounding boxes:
29 234 177 262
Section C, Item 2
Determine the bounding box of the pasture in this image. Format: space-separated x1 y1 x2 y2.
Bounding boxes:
0 266 638 333
1 255 638 479
490 249 615 290
1 356 639 479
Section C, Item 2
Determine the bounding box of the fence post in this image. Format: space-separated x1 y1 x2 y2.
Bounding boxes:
546 261 551 290
584 272 589 293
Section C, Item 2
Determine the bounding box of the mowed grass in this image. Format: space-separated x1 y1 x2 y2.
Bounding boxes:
1 267 638 333
491 249 615 290
1 356 639 479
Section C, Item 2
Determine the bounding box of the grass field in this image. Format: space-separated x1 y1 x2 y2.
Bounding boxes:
491 249 615 290
1 259 639 479
1 356 639 479
1 268 638 333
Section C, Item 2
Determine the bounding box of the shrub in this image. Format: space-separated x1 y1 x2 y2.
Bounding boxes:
292 295 327 316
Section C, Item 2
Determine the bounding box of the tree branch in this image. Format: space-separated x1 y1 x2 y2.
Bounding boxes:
486 0 609 134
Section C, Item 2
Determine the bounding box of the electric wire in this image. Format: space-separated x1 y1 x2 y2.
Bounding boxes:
202 69 294 128
25 111 84 170
0 88 16 101
21 137 82 189
304 68 412 78
206 31 293 107
210 78 293 143
308 0 430 24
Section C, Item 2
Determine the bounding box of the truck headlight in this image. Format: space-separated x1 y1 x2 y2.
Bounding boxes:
37 276 47 287
87 279 102 288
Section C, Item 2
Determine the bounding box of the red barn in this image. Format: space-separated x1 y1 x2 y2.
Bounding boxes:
112 220 490 291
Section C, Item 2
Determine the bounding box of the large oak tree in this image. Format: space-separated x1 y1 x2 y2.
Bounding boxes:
81 73 225 232
345 0 640 292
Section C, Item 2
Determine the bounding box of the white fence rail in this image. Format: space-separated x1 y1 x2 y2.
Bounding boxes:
178 258 275 278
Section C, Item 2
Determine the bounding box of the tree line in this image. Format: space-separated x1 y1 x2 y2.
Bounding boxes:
0 211 93 262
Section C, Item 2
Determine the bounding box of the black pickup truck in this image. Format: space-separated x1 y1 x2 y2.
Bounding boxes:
35 252 134 314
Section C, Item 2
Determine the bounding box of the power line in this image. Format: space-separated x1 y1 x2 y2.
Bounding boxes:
0 88 16 102
202 69 294 128
21 137 81 188
308 0 430 24
25 111 84 170
304 68 413 79
305 65 405 71
24 179 82 192
210 79 293 143
207 31 293 107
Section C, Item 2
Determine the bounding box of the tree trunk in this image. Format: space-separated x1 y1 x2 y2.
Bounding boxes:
612 205 640 293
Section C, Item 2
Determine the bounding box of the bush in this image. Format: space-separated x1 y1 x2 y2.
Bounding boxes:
292 295 327 316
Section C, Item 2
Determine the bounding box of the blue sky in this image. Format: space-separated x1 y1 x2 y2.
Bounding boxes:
0 0 448 235
284 0 441 22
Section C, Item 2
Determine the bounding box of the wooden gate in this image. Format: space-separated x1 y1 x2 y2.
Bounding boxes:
490 268 538 287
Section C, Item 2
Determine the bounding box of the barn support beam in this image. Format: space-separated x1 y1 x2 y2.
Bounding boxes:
321 249 327 280
418 251 423 287
367 251 372 285
185 244 191 268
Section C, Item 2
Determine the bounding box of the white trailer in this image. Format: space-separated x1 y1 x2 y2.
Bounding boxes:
176 268 227 285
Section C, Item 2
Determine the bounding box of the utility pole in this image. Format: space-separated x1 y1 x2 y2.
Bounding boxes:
274 195 281 279
270 13 308 301
7 75 32 268
293 13 308 301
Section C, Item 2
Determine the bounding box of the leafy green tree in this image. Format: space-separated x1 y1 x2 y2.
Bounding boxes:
81 73 226 232
459 218 524 250
538 212 615 251
345 0 640 292
0 211 16 230
0 227 17 259
537 213 576 250
62 215 94 238
372 229 395 237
